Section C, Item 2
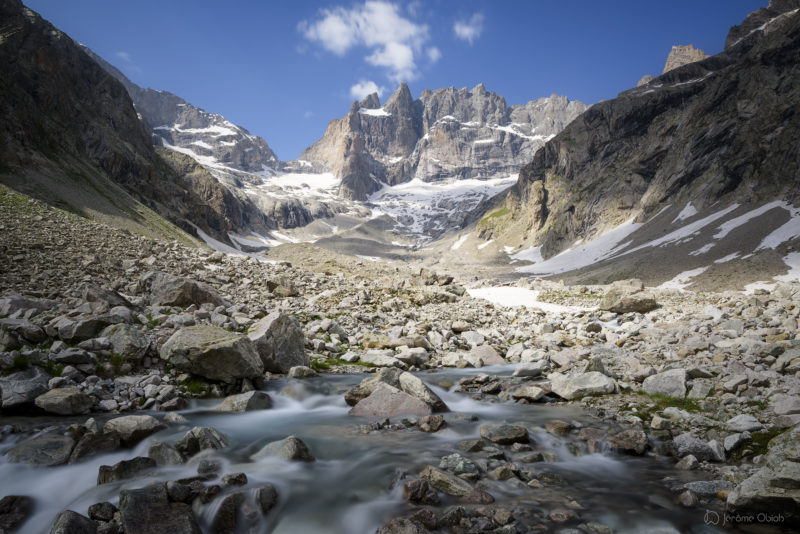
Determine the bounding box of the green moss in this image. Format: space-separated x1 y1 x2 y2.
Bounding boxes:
180 377 209 396
749 429 785 457
110 353 125 374
12 355 30 370
478 207 512 226
38 360 63 377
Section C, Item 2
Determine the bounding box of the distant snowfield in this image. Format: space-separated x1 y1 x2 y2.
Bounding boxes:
369 175 517 237
467 287 592 313
513 200 800 287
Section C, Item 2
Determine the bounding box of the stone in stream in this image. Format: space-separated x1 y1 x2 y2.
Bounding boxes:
97 456 157 484
549 372 616 400
7 433 75 467
512 361 548 377
511 385 546 402
479 424 529 445
69 430 121 463
376 518 432 534
159 325 263 383
420 465 473 496
349 382 433 417
148 441 185 466
468 345 506 366
459 489 495 504
210 491 246 534
418 415 445 432
87 502 117 522
34 387 93 415
213 391 272 413
606 429 649 455
247 311 308 373
402 479 440 505
119 483 200 534
642 369 686 398
0 495 34 532
103 415 165 446
48 510 97 534
344 368 448 414
256 484 279 515
439 453 479 475
250 435 315 462
0 367 49 412
175 427 230 457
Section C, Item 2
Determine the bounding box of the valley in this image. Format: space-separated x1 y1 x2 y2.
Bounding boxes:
1 0 799 533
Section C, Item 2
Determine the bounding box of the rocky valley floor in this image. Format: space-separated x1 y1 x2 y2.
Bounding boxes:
1 185 799 534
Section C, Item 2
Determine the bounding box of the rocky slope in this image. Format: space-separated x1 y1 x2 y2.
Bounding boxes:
82 47 282 187
475 0 800 284
298 83 586 200
0 0 258 245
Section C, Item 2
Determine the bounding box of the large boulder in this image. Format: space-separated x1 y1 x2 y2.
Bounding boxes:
69 431 121 463
0 367 50 412
642 369 687 398
344 368 448 413
0 495 34 532
0 292 57 317
479 424 529 445
0 318 46 343
103 415 165 446
349 382 433 417
138 271 228 308
250 435 315 462
119 483 201 534
159 325 263 383
98 456 157 485
599 286 657 314
35 387 93 415
49 510 97 534
7 433 75 467
101 323 150 362
420 465 473 496
213 391 272 413
549 372 616 400
175 426 229 457
727 425 800 525
247 311 307 373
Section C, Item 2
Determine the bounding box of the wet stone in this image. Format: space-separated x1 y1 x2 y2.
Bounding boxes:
479 424 529 445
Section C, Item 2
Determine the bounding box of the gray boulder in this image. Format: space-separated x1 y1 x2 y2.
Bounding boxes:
213 391 272 413
97 456 157 485
420 465 473 496
139 271 228 308
103 415 165 446
69 431 121 463
7 433 75 467
35 387 92 415
148 441 184 465
726 414 764 432
344 368 447 413
49 510 97 534
251 435 315 462
159 325 263 383
550 371 616 400
349 382 433 417
247 312 308 373
479 424 529 444
119 483 200 534
0 367 49 411
0 318 46 343
175 426 229 457
0 292 57 317
672 433 716 461
101 323 150 361
642 368 687 398
0 495 34 532
599 286 657 313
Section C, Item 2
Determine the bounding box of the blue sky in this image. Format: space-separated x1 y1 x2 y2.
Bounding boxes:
26 0 765 160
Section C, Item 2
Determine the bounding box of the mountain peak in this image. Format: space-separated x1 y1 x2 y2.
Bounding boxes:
662 44 708 74
384 82 414 112
359 92 381 109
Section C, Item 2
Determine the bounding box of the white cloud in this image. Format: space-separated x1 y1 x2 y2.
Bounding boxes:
115 51 132 62
303 110 315 119
453 13 484 45
426 46 441 63
350 79 385 100
300 1 431 82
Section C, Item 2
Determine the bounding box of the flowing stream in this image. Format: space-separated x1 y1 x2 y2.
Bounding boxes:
0 367 732 533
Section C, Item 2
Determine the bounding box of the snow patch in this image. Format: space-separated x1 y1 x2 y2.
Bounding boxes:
510 246 544 263
756 204 800 250
358 108 390 117
467 287 592 314
478 239 494 250
714 252 740 264
451 234 469 251
775 252 800 283
657 267 709 291
714 200 785 239
672 202 697 224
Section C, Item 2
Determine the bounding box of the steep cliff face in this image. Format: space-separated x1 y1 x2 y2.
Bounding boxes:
0 0 255 244
298 83 586 200
488 0 800 259
82 47 281 187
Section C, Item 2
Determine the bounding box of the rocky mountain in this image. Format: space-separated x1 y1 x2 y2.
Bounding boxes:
472 0 800 288
298 83 586 201
661 44 708 74
82 48 281 188
0 0 264 245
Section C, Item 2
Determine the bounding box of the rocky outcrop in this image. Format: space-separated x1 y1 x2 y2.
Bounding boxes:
662 44 708 74
492 2 800 260
299 83 586 200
